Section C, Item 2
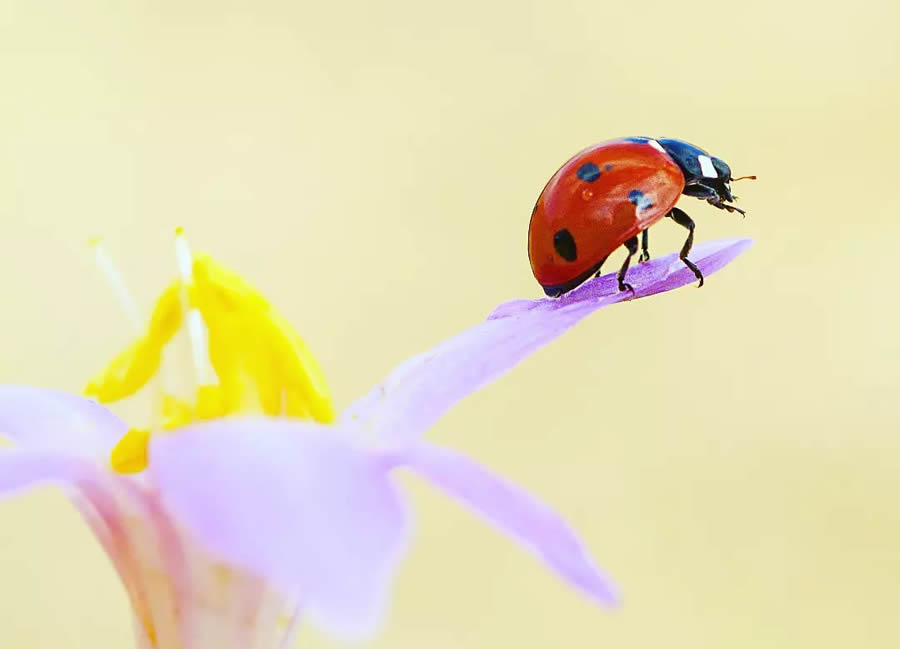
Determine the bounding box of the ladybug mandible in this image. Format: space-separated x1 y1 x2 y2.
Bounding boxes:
527 137 754 297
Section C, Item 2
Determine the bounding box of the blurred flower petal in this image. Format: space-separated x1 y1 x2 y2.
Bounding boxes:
401 442 618 605
0 448 99 496
0 386 127 455
344 238 751 445
149 419 409 639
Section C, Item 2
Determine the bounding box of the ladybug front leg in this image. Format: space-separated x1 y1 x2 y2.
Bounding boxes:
667 207 704 287
639 229 650 263
708 197 746 217
684 182 746 216
616 236 639 295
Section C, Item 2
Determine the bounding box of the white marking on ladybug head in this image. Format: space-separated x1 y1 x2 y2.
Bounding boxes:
648 139 666 154
698 154 717 178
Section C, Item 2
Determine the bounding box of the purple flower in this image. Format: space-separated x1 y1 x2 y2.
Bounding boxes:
0 236 750 648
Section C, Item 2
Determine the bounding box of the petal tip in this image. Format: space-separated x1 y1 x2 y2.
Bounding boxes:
715 236 754 254
591 580 622 608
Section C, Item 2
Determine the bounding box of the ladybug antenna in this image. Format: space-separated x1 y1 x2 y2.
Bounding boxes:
731 175 757 182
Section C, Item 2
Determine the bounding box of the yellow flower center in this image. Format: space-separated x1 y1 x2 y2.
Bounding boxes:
89 232 335 473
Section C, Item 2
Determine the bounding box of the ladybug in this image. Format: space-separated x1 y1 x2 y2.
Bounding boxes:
528 137 754 297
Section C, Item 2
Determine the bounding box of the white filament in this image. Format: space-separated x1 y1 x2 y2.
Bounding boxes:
174 230 218 387
91 241 142 333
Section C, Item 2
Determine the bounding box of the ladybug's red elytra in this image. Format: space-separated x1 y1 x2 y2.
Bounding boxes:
527 137 754 297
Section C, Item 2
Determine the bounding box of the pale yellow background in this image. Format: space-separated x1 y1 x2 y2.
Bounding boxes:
1 1 899 647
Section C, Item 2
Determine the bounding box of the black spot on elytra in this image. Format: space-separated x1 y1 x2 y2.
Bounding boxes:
553 229 577 262
605 164 613 172
576 162 601 182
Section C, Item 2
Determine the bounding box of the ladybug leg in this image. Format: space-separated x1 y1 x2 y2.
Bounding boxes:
616 236 638 295
682 182 719 200
639 229 650 263
708 197 746 217
592 254 610 278
684 182 746 217
667 207 704 288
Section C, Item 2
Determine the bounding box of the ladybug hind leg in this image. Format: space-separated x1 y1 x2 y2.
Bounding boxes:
616 236 639 295
639 229 650 263
667 207 704 287
592 254 611 279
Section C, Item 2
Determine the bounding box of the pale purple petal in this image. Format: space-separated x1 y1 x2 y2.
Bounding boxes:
0 449 100 496
0 386 127 455
149 419 410 639
400 442 618 605
344 238 751 445
0 449 125 572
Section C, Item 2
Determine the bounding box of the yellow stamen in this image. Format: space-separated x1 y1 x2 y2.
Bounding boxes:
189 253 335 422
90 231 335 475
110 428 152 474
161 395 194 430
85 282 183 403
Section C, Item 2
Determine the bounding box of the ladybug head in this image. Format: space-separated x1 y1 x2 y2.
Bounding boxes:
706 156 737 201
704 158 757 205
656 137 755 207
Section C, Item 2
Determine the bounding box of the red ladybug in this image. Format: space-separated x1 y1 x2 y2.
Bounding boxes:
528 137 754 297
